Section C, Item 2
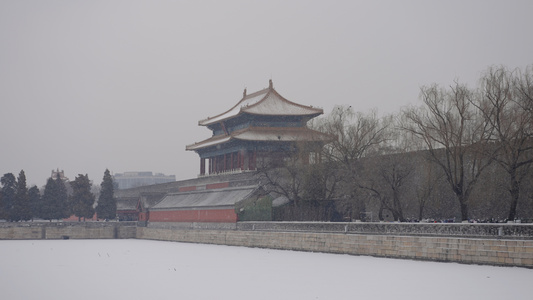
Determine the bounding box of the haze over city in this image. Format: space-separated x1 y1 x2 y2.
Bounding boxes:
1 0 532 187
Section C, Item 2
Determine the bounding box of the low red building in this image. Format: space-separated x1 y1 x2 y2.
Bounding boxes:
116 192 166 221
149 185 266 223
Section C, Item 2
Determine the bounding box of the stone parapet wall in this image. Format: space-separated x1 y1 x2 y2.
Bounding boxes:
0 226 44 240
0 222 137 240
237 221 533 239
137 227 533 268
147 221 237 230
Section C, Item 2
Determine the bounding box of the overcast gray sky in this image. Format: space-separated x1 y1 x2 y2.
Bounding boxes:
1 0 532 187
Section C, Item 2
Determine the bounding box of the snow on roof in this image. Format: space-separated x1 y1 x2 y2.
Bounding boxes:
244 91 322 117
151 186 259 210
116 197 138 211
235 127 333 142
186 127 334 151
140 193 167 208
199 89 268 126
272 194 290 207
186 135 231 150
198 82 322 126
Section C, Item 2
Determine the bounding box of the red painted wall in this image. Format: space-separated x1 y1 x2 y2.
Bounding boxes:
64 213 98 221
149 209 237 223
138 212 148 221
206 182 230 190
179 186 197 192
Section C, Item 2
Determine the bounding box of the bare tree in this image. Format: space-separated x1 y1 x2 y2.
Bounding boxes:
358 150 414 222
414 158 443 220
313 106 391 218
517 65 533 113
402 81 493 221
315 106 390 168
256 153 306 208
256 144 342 221
476 66 533 220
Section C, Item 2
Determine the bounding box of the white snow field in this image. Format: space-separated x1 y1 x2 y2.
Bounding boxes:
1 239 532 300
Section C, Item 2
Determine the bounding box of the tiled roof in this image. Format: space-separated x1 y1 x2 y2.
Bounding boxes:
151 186 259 210
198 81 322 126
116 197 138 211
140 192 166 208
186 126 334 151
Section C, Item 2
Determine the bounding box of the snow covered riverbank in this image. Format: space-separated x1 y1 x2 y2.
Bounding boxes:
1 239 531 299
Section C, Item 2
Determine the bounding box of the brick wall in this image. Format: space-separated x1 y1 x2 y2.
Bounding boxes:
148 209 238 223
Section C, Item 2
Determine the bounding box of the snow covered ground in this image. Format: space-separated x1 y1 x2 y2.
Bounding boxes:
1 239 532 300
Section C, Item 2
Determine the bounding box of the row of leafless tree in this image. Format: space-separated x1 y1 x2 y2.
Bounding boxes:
259 65 533 222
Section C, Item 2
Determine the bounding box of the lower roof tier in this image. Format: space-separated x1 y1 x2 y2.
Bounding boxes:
151 185 261 210
186 126 335 153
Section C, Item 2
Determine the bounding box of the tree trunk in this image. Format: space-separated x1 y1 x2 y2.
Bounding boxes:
392 193 405 222
507 175 520 221
459 199 468 221
378 202 384 221
418 202 425 221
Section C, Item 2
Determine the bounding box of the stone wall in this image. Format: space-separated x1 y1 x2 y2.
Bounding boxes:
0 222 137 240
137 227 533 268
2 221 533 268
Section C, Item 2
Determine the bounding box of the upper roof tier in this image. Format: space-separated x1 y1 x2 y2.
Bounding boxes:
198 80 323 126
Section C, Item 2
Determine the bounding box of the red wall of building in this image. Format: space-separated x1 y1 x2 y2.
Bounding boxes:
206 182 230 190
149 209 237 223
64 213 98 221
179 186 197 192
138 212 148 221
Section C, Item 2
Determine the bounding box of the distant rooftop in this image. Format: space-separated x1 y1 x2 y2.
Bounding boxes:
113 171 176 189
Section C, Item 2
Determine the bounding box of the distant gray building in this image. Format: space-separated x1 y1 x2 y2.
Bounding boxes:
113 172 176 189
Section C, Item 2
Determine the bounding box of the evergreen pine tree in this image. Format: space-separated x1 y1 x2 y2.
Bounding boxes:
13 170 31 221
28 186 41 221
96 169 116 220
71 174 95 221
0 173 17 221
41 174 70 221
56 173 70 220
41 177 59 221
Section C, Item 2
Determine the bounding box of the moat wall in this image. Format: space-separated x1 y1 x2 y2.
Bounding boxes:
0 222 137 240
2 221 533 268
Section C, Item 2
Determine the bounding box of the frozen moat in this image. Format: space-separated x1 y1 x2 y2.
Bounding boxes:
1 239 532 300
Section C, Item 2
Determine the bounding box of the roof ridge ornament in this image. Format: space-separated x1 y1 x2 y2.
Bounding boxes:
243 88 247 98
269 79 273 89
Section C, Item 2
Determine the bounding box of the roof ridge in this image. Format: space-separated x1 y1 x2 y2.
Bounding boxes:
243 87 269 100
165 185 260 196
198 86 270 126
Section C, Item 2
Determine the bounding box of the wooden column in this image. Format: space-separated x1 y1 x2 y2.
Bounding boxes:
253 151 256 170
249 150 256 170
200 158 205 175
